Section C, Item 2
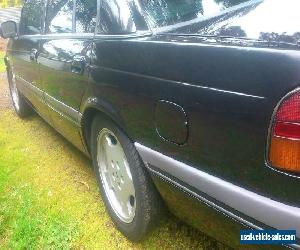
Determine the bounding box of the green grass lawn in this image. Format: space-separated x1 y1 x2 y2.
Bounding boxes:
0 106 219 249
0 51 5 73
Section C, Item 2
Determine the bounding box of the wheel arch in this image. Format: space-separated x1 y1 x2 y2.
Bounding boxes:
80 97 128 154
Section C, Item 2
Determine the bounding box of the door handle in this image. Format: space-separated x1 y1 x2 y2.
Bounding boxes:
71 55 86 74
30 48 38 62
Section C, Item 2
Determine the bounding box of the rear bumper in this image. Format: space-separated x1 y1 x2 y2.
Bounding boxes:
135 143 300 249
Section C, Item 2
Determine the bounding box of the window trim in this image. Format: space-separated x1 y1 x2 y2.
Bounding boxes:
94 31 152 40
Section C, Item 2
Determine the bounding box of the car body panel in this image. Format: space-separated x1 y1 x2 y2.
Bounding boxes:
8 36 52 123
4 0 300 248
38 35 93 150
89 36 300 206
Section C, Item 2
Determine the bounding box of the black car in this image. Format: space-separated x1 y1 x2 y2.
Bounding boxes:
1 0 300 248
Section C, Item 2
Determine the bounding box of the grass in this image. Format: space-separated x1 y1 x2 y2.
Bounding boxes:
0 1 22 8
0 52 5 73
0 111 79 249
0 102 217 249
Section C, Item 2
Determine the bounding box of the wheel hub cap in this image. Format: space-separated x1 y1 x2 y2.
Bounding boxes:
97 128 136 223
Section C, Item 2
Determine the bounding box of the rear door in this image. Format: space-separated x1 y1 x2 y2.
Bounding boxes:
10 0 51 122
38 0 97 150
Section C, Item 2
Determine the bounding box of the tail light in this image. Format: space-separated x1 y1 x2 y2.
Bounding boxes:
268 89 300 174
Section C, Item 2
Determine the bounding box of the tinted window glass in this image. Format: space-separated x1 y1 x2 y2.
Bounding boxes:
141 0 249 28
98 0 136 34
76 0 97 33
45 0 74 33
20 0 44 35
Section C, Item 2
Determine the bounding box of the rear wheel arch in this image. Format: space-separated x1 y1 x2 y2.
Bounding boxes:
81 105 128 154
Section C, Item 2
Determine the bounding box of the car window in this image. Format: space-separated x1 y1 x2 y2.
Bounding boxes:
20 0 45 35
45 0 74 33
98 0 136 34
140 0 250 28
75 0 97 33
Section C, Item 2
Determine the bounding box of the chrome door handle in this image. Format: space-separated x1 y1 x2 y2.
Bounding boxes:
71 55 86 74
30 48 38 62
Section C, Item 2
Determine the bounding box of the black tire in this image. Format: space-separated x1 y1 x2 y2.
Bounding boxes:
7 67 32 118
91 114 164 241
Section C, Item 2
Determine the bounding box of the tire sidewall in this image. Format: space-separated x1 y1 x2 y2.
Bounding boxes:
7 68 20 113
7 67 30 117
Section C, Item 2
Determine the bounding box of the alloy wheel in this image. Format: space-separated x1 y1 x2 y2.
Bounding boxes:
97 128 136 223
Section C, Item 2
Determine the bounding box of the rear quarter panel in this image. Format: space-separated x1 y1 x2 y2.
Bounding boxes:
87 35 300 207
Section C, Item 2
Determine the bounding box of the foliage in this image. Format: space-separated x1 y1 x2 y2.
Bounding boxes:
0 0 22 8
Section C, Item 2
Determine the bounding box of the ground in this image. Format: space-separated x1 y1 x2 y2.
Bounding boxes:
0 40 7 73
0 39 227 249
0 39 7 50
